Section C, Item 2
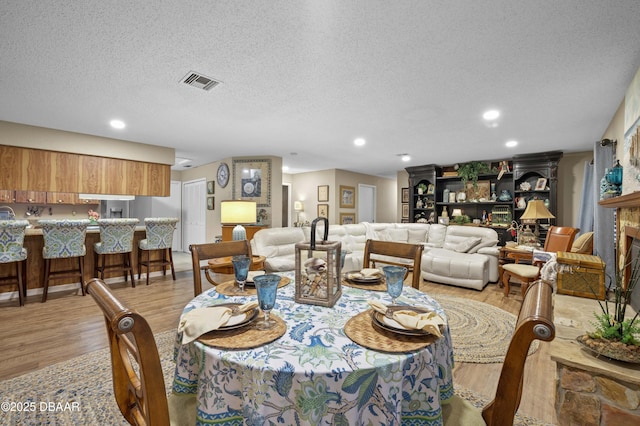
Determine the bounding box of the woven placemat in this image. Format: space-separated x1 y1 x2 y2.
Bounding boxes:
198 314 286 349
342 278 387 292
344 310 439 353
216 276 291 296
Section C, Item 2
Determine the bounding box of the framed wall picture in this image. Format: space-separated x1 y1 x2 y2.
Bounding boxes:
207 180 215 195
340 213 355 225
535 177 548 191
207 196 214 210
427 184 435 195
339 185 355 208
402 203 409 218
401 187 409 203
317 203 329 218
232 158 272 207
317 185 329 202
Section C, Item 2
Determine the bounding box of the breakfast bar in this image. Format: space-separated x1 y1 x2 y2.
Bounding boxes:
0 225 168 299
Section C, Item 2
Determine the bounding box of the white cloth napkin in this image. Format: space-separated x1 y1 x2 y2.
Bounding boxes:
178 301 258 344
367 300 445 338
247 270 266 282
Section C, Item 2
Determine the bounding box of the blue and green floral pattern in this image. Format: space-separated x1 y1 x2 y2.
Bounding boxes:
38 219 90 259
0 220 29 263
94 218 139 254
138 217 178 250
172 272 454 425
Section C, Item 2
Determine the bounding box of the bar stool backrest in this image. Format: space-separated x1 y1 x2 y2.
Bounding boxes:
95 218 140 254
140 218 179 250
39 219 91 259
0 220 29 263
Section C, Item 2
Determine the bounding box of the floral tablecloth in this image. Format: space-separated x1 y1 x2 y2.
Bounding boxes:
172 272 454 425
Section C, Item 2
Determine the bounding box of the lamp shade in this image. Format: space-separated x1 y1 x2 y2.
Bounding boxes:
294 201 304 212
220 200 257 224
520 199 555 221
451 209 463 217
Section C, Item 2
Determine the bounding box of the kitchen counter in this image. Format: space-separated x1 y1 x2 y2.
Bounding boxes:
0 226 166 297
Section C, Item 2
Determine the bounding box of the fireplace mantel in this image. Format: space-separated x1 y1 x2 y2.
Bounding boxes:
599 191 640 208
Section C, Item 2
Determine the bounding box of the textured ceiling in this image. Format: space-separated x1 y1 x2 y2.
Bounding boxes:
1 1 640 177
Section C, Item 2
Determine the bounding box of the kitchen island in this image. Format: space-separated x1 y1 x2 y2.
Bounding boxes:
0 225 171 299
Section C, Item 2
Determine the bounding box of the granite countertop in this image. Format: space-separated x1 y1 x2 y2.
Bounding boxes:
550 293 640 383
25 225 146 236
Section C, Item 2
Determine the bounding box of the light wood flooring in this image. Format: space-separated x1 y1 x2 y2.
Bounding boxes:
0 253 557 424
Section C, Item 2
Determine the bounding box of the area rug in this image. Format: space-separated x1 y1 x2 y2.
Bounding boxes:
436 294 540 363
0 298 543 425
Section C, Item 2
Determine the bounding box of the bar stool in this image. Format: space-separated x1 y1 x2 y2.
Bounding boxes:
39 219 90 303
94 218 140 287
0 220 29 306
138 217 179 285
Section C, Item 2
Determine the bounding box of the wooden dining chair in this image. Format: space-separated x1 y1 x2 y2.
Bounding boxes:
189 240 252 296
363 239 424 289
443 280 555 425
86 278 196 426
501 226 578 297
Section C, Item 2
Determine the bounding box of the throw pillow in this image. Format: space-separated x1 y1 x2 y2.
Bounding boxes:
454 237 482 253
571 232 593 254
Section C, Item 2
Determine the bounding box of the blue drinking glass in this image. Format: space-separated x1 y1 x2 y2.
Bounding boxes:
232 255 251 294
383 265 407 305
253 274 280 330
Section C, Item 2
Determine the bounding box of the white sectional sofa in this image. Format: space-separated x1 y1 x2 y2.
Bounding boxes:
250 222 500 290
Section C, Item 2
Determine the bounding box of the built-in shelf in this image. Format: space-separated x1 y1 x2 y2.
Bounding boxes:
598 191 640 208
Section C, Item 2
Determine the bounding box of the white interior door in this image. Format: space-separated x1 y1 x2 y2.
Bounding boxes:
358 184 376 223
182 179 206 249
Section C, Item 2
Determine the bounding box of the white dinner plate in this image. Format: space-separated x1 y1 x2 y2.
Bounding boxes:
344 271 382 284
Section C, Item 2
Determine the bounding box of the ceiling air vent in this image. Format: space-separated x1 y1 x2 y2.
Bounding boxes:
181 71 221 91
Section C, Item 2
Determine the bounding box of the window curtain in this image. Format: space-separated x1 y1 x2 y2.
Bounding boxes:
593 141 615 285
576 161 594 235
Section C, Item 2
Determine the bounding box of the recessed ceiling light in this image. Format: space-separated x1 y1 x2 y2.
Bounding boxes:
482 110 500 121
354 138 366 146
110 119 126 129
505 140 518 148
399 154 411 162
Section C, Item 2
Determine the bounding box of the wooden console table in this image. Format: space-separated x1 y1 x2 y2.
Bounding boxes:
221 225 267 242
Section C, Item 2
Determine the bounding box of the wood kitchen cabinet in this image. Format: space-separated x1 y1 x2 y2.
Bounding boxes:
1 145 171 196
74 194 100 205
15 190 46 204
46 192 76 204
0 190 14 203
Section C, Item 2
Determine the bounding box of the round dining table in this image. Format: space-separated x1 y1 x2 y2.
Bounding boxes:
172 272 454 425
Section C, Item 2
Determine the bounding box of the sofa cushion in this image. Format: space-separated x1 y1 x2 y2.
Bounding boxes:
378 228 409 242
426 224 447 247
454 237 482 253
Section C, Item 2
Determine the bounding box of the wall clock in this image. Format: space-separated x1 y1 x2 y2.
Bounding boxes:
217 162 229 188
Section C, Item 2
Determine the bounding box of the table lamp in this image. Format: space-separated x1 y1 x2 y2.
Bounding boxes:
519 199 555 246
220 200 257 240
294 201 304 225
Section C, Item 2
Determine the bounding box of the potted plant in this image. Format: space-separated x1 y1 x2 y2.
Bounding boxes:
451 214 471 225
417 183 428 195
457 161 491 191
577 242 640 363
